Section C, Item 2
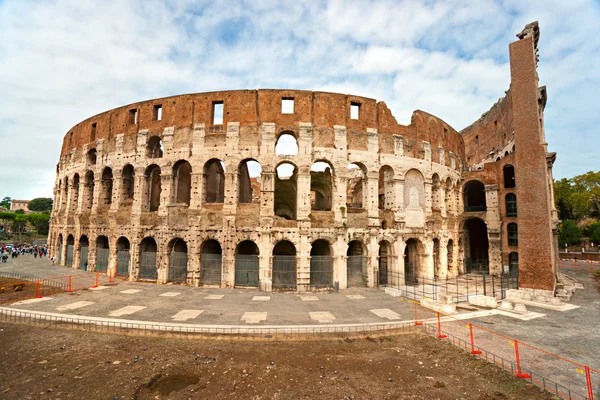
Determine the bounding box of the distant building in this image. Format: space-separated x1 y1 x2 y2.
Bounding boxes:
10 200 30 212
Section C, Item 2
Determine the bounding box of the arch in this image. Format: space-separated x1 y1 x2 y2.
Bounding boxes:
235 240 259 287
275 132 298 156
238 159 262 204
79 235 89 270
403 238 421 284
404 169 424 209
507 223 518 246
121 164 135 202
346 162 367 210
203 159 225 203
347 240 367 287
431 173 442 212
101 167 113 205
139 237 158 280
168 237 188 283
145 164 161 212
57 233 63 264
503 165 515 188
310 239 333 289
444 177 455 214
62 176 69 210
86 148 97 165
378 165 395 210
310 160 333 211
379 240 392 285
95 235 110 273
509 252 519 274
463 180 486 212
275 162 297 220
272 240 297 290
173 160 192 205
66 234 75 267
505 193 517 217
146 136 163 158
505 151 509 157
464 218 489 273
200 239 222 285
116 236 131 277
71 174 80 212
433 238 440 277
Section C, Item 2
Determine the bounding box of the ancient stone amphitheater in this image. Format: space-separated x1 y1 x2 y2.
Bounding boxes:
49 22 559 293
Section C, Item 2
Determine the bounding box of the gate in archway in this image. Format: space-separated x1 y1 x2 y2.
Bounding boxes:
139 251 158 280
66 245 74 267
310 256 333 289
79 246 89 269
272 256 296 289
235 255 259 287
117 250 130 277
347 256 366 287
168 252 188 283
200 254 222 285
96 248 109 273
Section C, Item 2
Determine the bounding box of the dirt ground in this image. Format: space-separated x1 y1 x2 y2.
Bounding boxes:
0 324 556 400
0 277 60 304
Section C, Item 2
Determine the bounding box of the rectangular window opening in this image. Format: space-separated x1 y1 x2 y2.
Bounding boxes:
91 123 97 141
281 97 294 114
212 101 224 125
153 105 162 121
350 102 360 120
129 109 138 125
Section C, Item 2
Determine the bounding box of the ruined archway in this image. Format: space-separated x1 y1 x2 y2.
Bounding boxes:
404 238 420 284
168 238 188 283
139 237 158 280
463 180 486 212
378 165 395 210
86 148 97 165
310 161 333 211
310 239 333 289
275 132 298 156
272 240 297 290
238 159 261 204
96 235 110 273
203 159 225 203
463 218 489 273
173 160 192 205
235 240 259 287
79 235 89 270
378 240 392 286
101 167 113 205
274 162 297 220
66 234 75 267
145 164 161 212
146 136 163 158
121 164 135 202
116 236 130 277
200 239 222 286
347 240 367 287
346 162 367 210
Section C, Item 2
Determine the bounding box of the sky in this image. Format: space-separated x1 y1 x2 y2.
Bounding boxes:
0 0 599 200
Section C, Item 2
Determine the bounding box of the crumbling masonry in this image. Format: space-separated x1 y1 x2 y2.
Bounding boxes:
49 22 559 294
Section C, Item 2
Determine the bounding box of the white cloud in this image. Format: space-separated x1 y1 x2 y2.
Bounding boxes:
0 0 598 200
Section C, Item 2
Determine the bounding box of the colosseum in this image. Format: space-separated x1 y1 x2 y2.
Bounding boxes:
49 22 559 294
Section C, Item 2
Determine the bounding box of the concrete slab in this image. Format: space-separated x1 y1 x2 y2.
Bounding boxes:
120 289 141 294
252 296 270 301
241 312 267 324
346 295 365 299
204 294 224 300
309 311 336 323
160 292 182 297
109 306 146 317
172 310 204 321
13 297 53 305
56 301 95 311
300 296 319 301
370 308 401 320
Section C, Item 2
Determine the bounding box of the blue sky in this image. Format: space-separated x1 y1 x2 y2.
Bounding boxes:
0 0 599 200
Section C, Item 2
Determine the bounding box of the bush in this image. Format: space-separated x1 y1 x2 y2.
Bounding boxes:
588 221 600 243
558 220 583 247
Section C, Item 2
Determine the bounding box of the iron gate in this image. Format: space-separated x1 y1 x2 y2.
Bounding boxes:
117 250 130 277
139 251 158 280
96 248 110 273
235 255 259 287
347 256 366 287
272 255 297 289
310 256 333 289
79 246 89 270
66 245 74 267
404 260 417 285
379 256 388 285
200 254 222 285
168 251 188 283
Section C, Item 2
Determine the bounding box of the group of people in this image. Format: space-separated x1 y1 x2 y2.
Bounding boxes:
0 244 48 263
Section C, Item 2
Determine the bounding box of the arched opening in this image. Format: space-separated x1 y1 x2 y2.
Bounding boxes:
503 165 515 189
310 161 333 211
57 234 63 264
79 235 89 270
431 174 442 212
274 162 297 220
275 133 298 156
272 241 297 290
168 238 188 283
447 239 454 273
146 136 163 158
310 239 333 289
507 223 518 247
66 234 75 267
121 164 135 202
509 252 518 275
101 167 113 205
203 159 225 203
235 240 259 287
96 235 110 273
464 218 489 273
116 237 131 277
506 193 517 217
347 240 367 287
346 163 367 210
62 177 68 210
378 165 395 210
71 174 80 213
83 171 95 211
433 238 440 277
404 239 420 284
173 160 192 205
87 148 97 165
238 159 262 204
463 180 486 212
145 164 161 212
200 239 222 286
139 237 158 280
379 240 392 285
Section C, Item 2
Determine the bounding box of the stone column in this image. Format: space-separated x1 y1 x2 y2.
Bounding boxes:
189 172 203 209
158 173 173 217
111 169 122 210
259 236 272 292
334 232 348 289
367 230 379 287
366 171 379 227
439 239 448 279
297 232 310 292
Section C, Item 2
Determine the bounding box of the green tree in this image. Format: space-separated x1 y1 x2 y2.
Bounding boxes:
14 209 25 214
11 214 28 244
558 220 583 247
588 221 600 244
0 197 10 209
27 197 53 212
27 213 50 235
0 212 16 222
553 178 575 220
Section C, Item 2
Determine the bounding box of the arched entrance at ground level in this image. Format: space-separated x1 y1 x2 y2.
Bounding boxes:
310 239 333 289
200 240 222 286
57 234 63 264
139 237 158 280
168 238 188 283
378 241 392 286
347 241 367 287
79 236 89 270
464 218 489 273
404 239 420 284
116 237 130 277
66 235 75 267
96 236 110 273
235 241 259 287
272 241 297 290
